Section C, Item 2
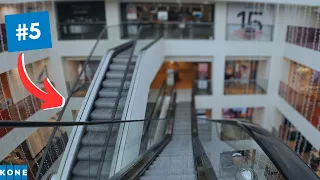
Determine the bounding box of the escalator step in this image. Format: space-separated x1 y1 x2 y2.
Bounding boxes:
140 175 196 180
98 88 128 98
94 98 126 108
102 79 130 88
86 124 119 133
109 63 135 71
81 133 117 146
77 146 114 161
72 161 110 178
106 71 133 79
90 108 122 120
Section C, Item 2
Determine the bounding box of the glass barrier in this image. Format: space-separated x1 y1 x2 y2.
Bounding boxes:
194 79 212 95
58 22 107 40
278 81 320 132
197 119 285 179
286 26 320 51
226 24 273 41
224 79 268 95
121 22 214 40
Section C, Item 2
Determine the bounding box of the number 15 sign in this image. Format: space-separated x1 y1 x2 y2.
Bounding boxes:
5 11 52 52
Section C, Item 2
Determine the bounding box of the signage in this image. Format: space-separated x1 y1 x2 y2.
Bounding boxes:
227 3 275 40
0 165 28 180
126 4 137 20
157 11 168 21
5 11 52 52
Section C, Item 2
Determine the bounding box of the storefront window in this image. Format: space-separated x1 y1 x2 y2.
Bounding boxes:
120 3 214 39
224 58 269 95
56 1 107 40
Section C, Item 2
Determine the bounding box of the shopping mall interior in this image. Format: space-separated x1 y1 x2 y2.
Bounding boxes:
0 0 319 180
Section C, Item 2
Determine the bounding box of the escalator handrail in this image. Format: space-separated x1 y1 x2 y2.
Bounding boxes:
197 118 320 180
191 88 217 180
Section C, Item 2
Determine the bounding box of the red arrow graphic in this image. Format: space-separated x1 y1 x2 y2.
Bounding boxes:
17 53 65 110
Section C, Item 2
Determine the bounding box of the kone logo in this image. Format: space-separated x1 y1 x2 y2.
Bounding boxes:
0 165 27 180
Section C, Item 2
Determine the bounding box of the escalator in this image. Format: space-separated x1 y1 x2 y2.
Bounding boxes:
30 27 319 180
71 43 135 180
140 103 196 180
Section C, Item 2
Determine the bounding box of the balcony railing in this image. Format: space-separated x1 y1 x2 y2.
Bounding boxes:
286 26 320 51
224 79 268 95
194 79 212 95
226 24 274 41
279 81 320 131
66 81 92 97
121 21 214 40
58 22 107 40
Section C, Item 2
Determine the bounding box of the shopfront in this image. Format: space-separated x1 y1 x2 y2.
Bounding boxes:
120 3 214 39
55 1 107 40
224 57 269 94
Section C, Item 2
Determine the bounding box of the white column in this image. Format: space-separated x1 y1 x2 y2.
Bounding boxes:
262 4 286 129
213 3 227 97
105 0 121 40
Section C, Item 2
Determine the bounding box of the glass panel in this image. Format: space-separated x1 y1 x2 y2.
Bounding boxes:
197 119 285 179
194 79 212 95
121 22 214 40
224 79 268 95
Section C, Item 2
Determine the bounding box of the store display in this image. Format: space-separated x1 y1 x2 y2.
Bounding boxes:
157 11 168 21
227 3 275 40
126 4 137 20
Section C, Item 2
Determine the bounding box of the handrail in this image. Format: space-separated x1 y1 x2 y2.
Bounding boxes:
197 118 320 180
191 87 217 180
0 118 167 128
35 26 109 180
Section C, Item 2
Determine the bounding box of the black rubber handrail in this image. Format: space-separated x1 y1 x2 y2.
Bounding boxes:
197 118 320 180
0 118 167 128
191 87 217 180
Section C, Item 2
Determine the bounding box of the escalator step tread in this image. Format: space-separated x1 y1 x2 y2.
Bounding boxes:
77 146 114 161
106 71 133 79
72 161 110 177
94 97 126 108
81 132 117 146
140 175 196 180
90 108 122 120
99 88 128 98
86 124 119 133
102 79 130 88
